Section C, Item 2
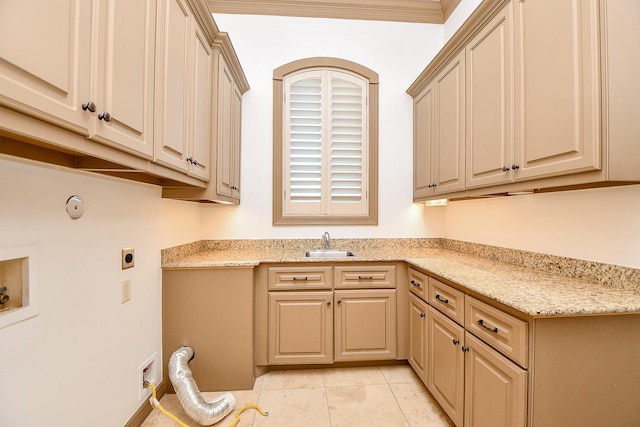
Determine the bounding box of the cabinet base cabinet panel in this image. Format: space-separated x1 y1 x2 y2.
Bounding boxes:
334 289 397 362
530 314 640 427
268 291 333 365
408 294 428 382
162 268 254 393
428 306 464 427
464 332 527 427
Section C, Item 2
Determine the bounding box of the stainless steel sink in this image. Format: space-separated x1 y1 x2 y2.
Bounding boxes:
303 249 358 258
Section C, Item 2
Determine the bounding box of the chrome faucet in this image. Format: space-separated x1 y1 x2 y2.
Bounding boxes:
322 232 330 250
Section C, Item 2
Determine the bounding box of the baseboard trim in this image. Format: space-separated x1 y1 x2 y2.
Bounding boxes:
124 381 166 427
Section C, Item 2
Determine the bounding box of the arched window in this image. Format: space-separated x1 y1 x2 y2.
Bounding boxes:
273 57 379 225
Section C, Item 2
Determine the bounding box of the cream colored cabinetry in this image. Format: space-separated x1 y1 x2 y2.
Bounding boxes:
0 0 156 157
268 290 334 365
465 3 513 189
463 332 527 427
154 0 212 178
162 34 250 203
0 0 91 133
428 306 465 427
512 0 600 181
162 268 255 392
408 269 528 427
334 289 397 361
413 51 466 198
265 264 399 366
408 293 428 382
409 0 640 200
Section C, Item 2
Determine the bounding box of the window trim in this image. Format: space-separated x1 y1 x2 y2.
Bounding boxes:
273 57 379 225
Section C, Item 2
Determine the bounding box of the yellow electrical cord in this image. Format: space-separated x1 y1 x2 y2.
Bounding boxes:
144 381 268 427
228 403 269 427
145 381 190 427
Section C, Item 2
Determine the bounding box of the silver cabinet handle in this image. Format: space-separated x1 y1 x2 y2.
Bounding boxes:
98 112 112 122
358 275 373 280
292 276 308 281
82 101 96 113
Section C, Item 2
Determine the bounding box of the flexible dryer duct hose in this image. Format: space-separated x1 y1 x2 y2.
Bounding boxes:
168 346 236 426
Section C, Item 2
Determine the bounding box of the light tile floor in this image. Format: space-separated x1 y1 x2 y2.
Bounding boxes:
141 365 454 427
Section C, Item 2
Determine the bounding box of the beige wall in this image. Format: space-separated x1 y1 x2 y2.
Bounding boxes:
0 156 201 426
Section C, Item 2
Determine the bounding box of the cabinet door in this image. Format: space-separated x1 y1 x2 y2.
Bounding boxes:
90 0 156 158
334 289 397 361
464 332 527 427
428 307 465 427
216 54 238 199
154 0 192 172
513 0 600 180
413 83 435 199
188 25 212 180
466 4 514 189
230 82 243 199
408 294 428 382
433 51 465 195
268 291 333 365
0 0 92 134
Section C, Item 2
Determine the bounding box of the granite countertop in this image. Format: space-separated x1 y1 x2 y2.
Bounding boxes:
162 240 640 318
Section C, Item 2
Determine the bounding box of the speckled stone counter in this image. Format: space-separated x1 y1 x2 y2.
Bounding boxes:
161 238 640 318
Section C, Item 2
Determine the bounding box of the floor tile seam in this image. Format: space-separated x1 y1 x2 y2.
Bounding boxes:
388 382 414 427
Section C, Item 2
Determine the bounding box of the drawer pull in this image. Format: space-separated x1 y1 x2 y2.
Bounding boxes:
435 294 449 304
410 280 421 287
358 275 374 280
292 276 308 281
478 319 499 333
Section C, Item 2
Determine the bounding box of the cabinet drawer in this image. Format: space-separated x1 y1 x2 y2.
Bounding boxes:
428 278 465 326
465 296 528 368
268 266 333 290
408 268 429 300
334 265 396 289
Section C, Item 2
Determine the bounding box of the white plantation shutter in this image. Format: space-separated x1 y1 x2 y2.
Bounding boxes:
283 69 368 216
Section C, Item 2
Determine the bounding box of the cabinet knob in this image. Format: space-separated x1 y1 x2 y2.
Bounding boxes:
502 166 510 172
337 299 342 304
98 112 112 122
82 101 96 113
327 301 331 306
420 312 426 318
231 186 238 191
452 338 460 345
511 164 520 170
462 346 469 352
410 280 420 287
192 159 198 166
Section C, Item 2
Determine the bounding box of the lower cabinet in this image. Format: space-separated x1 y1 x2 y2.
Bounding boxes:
265 263 400 366
428 306 465 427
334 289 397 361
268 291 333 365
162 267 255 392
463 332 527 427
408 293 428 382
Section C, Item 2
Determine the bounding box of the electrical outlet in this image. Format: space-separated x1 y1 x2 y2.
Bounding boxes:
121 280 131 303
122 248 134 269
139 353 158 400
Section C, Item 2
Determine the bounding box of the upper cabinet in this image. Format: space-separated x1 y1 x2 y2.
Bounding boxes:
512 0 600 181
414 51 466 198
154 0 213 179
0 0 157 158
162 33 249 203
408 0 640 201
0 0 92 134
0 0 249 196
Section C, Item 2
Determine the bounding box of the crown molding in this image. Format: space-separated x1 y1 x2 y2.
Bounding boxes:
207 0 461 24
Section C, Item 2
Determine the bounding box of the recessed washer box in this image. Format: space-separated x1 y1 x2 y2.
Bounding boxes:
0 245 38 329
